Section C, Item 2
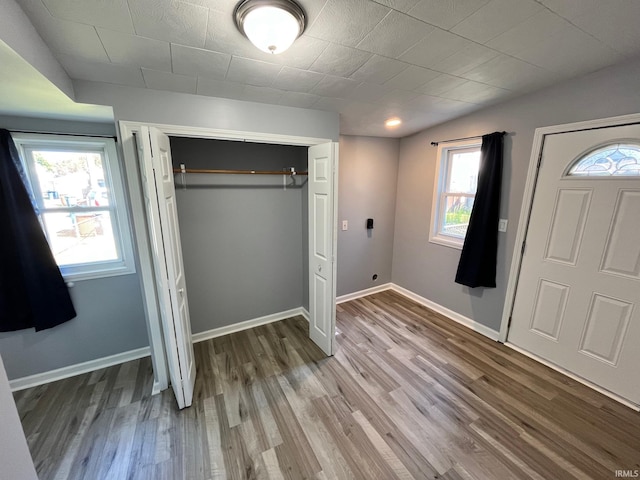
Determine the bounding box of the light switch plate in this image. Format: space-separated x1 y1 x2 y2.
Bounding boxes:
342 220 348 231
498 219 508 232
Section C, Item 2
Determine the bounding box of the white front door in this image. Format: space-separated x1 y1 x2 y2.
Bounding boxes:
308 142 338 355
508 123 640 405
139 126 196 409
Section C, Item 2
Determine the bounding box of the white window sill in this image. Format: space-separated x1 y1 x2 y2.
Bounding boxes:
60 264 136 282
429 234 464 250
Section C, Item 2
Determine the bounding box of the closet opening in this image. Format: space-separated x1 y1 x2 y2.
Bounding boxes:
168 137 310 340
120 122 338 409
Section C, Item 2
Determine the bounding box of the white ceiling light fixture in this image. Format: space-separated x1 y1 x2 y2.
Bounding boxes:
385 118 402 128
234 0 306 55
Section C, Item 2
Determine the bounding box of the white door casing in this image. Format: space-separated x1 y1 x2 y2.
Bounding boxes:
309 142 338 355
507 123 640 405
139 126 196 409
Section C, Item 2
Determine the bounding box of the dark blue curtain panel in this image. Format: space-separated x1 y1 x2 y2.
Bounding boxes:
0 129 76 331
455 131 505 288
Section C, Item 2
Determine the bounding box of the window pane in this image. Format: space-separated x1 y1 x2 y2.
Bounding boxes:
31 150 110 207
42 211 118 266
442 195 475 238
448 150 480 193
12 134 136 280
567 143 640 177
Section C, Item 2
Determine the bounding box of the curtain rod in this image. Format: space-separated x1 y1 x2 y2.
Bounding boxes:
9 129 117 140
430 131 507 146
173 167 308 176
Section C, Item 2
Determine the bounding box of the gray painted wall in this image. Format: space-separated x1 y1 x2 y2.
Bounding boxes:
0 275 149 379
0 118 149 380
392 57 640 332
74 81 340 142
337 135 399 296
0 356 37 480
170 137 308 332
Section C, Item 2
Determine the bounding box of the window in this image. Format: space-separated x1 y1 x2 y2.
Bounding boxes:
429 140 482 249
567 143 640 177
12 134 135 281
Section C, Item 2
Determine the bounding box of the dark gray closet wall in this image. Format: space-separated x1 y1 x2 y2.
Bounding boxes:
170 137 308 334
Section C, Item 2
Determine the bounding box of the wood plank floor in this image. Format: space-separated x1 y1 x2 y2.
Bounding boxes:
14 290 640 479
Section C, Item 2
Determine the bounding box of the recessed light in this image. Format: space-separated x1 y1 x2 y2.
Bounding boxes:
385 118 402 128
235 0 306 55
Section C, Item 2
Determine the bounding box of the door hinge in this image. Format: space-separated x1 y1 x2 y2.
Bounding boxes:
536 152 543 169
508 316 512 328
521 241 526 255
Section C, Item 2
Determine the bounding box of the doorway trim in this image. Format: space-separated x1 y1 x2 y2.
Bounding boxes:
500 112 640 344
119 120 333 393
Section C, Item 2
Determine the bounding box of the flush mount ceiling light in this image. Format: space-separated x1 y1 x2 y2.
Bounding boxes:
234 0 306 55
385 118 402 128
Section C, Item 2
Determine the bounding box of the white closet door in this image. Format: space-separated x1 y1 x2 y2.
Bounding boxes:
308 142 338 356
139 126 196 409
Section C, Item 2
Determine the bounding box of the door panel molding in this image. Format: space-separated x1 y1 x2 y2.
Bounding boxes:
578 292 632 366
543 188 592 265
529 278 570 341
599 189 640 279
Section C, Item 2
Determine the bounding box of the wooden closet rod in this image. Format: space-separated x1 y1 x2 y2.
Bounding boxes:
173 168 308 176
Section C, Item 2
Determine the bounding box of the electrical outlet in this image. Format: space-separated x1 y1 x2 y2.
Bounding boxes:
342 220 348 231
498 219 508 232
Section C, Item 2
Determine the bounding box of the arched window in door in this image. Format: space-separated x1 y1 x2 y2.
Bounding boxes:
567 143 640 177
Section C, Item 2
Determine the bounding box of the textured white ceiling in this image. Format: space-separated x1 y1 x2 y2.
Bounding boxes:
13 0 640 137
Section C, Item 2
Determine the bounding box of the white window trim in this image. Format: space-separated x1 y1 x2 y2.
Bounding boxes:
429 138 482 250
11 133 136 281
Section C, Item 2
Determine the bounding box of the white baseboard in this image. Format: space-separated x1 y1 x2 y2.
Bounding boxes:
335 282 499 341
389 284 500 341
191 307 307 344
506 343 639 411
10 346 151 392
152 380 163 396
336 283 392 304
300 308 310 322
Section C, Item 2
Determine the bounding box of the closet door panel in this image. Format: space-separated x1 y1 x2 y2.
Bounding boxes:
140 126 196 409
308 142 338 356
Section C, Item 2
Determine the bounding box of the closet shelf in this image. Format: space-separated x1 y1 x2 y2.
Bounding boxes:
173 168 308 176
